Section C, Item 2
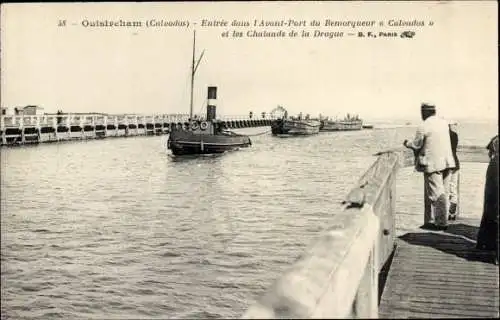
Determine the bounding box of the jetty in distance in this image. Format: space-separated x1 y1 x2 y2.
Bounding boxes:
0 104 374 147
0 108 272 146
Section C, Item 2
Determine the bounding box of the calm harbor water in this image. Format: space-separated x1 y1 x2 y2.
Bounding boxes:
1 121 497 319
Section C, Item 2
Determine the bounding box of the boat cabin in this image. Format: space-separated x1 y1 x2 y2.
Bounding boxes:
185 119 228 136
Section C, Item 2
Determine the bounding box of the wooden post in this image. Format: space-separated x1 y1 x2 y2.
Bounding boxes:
134 115 139 135
456 170 460 218
1 116 5 145
20 116 25 144
49 116 55 141
79 116 84 139
103 115 108 137
92 116 96 139
390 175 396 244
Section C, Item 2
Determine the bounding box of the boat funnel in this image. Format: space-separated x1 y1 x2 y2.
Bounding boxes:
207 86 217 121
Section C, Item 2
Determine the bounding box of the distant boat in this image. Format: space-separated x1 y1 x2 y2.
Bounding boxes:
271 109 320 136
320 114 363 131
167 31 251 156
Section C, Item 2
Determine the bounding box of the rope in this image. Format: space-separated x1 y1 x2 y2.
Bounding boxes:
246 129 272 136
197 98 207 118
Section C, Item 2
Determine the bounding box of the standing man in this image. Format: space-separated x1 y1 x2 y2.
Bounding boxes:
403 103 456 230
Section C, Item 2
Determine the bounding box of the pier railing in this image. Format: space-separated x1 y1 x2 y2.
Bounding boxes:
0 113 277 129
243 145 489 319
0 113 276 145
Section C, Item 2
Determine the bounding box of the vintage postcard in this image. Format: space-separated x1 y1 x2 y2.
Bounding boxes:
1 2 498 319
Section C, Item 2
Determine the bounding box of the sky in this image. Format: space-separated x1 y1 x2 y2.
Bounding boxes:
1 1 498 123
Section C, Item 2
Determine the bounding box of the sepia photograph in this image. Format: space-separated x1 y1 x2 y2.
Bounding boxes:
1 1 498 319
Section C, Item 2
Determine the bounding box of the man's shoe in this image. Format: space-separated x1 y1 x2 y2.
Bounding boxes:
448 202 457 221
449 202 457 214
435 225 448 231
420 223 435 230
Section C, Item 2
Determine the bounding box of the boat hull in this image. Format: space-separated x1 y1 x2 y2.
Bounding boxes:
320 120 363 131
271 119 320 136
167 128 251 155
271 119 287 135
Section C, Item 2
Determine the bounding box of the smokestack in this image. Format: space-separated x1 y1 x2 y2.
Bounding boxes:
207 86 217 121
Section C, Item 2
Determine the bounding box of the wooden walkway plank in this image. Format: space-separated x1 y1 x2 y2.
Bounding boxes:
379 163 499 319
379 234 499 318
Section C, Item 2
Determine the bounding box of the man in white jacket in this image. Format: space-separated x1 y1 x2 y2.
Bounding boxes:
404 103 456 230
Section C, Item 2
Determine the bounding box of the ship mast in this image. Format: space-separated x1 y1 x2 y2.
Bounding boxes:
189 30 205 120
189 30 196 120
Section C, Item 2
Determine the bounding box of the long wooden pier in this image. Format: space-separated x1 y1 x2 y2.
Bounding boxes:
242 145 498 318
0 113 274 146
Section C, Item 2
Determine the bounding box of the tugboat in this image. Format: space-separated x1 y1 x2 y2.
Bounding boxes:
270 106 321 136
167 31 251 156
